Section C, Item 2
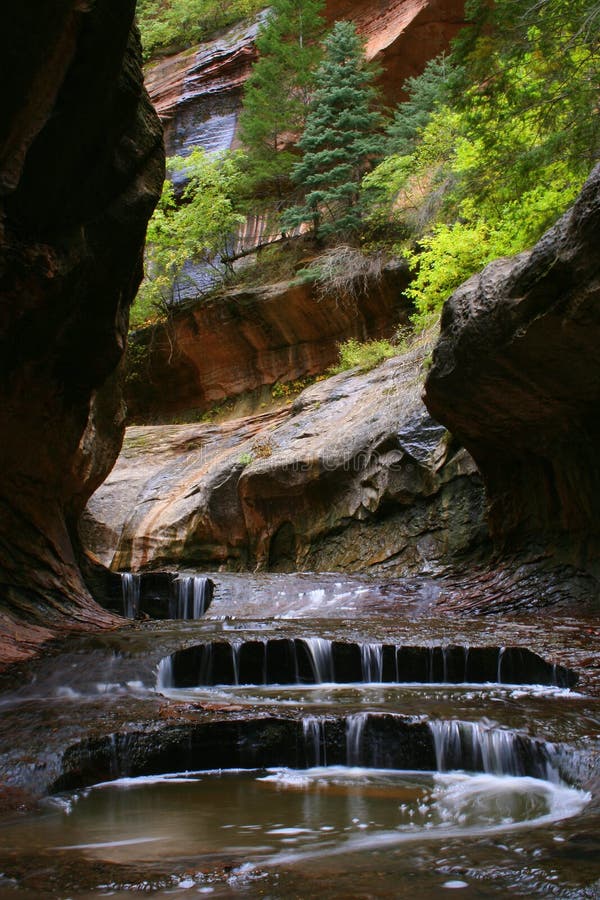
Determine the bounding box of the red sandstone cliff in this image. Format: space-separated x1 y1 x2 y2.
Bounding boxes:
126 261 410 421
146 0 465 158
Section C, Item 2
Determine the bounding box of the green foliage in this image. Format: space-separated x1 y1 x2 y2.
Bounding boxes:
330 338 398 374
283 20 384 241
386 55 454 156
406 159 582 326
271 375 321 399
133 149 245 318
137 0 265 60
362 0 600 323
238 0 325 198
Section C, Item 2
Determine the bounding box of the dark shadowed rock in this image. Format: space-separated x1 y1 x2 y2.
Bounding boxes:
0 0 164 667
425 164 600 595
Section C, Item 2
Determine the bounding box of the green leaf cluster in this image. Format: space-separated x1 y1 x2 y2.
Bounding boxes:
363 0 600 324
330 338 398 374
132 149 245 324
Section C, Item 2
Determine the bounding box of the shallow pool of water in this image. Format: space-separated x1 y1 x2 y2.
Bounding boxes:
2 767 589 864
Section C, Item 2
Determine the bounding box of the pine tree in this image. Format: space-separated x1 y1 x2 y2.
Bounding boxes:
386 55 455 156
238 0 325 199
282 20 384 241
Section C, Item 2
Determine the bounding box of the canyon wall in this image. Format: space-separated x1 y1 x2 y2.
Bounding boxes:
127 261 410 421
83 342 487 575
424 163 600 588
0 0 164 666
146 0 465 159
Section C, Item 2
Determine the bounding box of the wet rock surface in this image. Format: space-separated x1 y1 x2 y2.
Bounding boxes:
0 0 164 667
425 164 600 597
84 342 487 574
0 575 598 897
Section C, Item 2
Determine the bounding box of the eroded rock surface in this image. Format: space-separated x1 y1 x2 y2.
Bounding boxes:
0 1 164 666
145 15 264 157
127 261 409 420
83 344 486 573
425 164 600 589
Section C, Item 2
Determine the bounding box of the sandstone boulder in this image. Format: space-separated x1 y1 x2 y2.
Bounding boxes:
83 343 486 574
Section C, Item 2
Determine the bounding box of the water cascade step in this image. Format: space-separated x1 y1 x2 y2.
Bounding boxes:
170 575 212 620
118 572 213 619
121 572 141 619
429 719 559 780
156 639 577 689
53 713 564 791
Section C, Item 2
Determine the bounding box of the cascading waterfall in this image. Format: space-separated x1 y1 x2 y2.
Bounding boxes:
231 640 242 685
429 720 559 781
156 656 174 690
155 640 576 689
121 572 141 619
346 712 369 765
174 575 211 619
304 637 334 683
302 716 327 766
497 646 505 683
360 642 383 682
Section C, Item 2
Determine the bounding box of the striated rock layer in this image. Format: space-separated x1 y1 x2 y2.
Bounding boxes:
0 1 164 666
147 0 465 158
145 15 263 158
127 261 409 421
83 344 487 574
424 164 600 592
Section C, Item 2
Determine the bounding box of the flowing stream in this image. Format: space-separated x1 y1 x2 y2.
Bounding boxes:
0 572 599 898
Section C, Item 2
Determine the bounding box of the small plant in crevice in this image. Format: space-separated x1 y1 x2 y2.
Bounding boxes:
271 376 319 401
329 337 398 375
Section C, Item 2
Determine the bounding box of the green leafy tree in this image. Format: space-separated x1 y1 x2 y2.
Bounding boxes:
283 20 384 241
238 0 326 199
362 0 599 324
132 149 245 325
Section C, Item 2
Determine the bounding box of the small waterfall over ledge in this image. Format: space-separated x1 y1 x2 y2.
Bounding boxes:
118 571 213 620
121 573 141 619
429 720 559 780
156 639 577 689
56 714 569 786
171 575 212 620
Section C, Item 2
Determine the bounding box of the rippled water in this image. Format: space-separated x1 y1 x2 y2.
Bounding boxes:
1 769 589 869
